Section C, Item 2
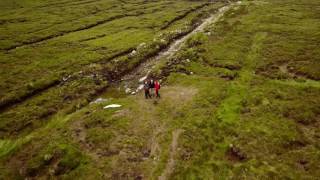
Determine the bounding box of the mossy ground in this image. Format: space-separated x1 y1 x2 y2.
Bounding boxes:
1 0 320 179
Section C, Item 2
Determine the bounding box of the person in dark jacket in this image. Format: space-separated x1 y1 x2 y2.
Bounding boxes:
149 79 155 97
144 81 151 99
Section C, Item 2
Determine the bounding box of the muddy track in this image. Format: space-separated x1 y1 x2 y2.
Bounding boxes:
1 2 235 131
0 79 60 112
0 2 235 110
160 3 209 30
0 48 134 112
159 129 184 180
118 3 236 92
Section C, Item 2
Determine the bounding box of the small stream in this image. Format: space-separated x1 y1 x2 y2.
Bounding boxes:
104 2 240 96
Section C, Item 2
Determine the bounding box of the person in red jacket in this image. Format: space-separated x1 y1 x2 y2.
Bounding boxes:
154 80 161 98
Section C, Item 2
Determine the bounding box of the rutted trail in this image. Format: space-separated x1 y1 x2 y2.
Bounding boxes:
159 129 184 180
0 1 239 159
0 2 216 110
119 2 239 93
160 3 210 30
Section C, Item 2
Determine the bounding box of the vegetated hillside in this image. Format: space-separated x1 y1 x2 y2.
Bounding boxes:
0 0 226 138
0 0 319 179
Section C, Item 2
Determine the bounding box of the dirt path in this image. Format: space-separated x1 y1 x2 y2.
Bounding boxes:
158 129 184 180
0 0 240 164
120 2 239 94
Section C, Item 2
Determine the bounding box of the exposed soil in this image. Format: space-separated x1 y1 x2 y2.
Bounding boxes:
279 63 300 78
0 3 231 112
226 144 247 162
160 3 210 30
159 129 184 180
70 120 102 164
118 3 235 94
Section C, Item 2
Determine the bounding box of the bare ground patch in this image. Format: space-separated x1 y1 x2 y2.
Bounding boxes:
159 129 184 180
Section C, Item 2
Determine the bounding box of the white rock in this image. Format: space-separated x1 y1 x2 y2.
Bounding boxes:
103 104 122 109
139 75 148 83
90 98 108 104
125 88 131 94
190 72 194 75
139 42 146 47
137 84 144 91
130 50 137 56
186 59 190 63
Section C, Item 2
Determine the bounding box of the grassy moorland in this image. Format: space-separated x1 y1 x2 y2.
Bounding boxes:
0 0 226 137
0 0 320 179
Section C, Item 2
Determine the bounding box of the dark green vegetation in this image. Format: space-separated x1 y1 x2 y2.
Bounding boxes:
1 0 320 179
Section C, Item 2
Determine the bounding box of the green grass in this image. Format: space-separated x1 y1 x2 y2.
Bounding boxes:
1 0 320 179
0 0 209 108
0 0 224 138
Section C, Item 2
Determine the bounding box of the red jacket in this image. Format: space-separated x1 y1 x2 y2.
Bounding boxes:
155 81 160 90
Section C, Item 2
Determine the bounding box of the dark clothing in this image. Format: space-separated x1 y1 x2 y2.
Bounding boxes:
149 81 155 97
145 90 151 99
150 81 155 89
144 83 151 99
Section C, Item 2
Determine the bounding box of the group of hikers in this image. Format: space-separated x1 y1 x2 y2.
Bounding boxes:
143 79 161 99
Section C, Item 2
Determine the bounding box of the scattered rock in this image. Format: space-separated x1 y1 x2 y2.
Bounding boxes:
62 75 72 82
104 104 122 109
90 98 108 104
138 42 146 49
139 75 148 83
137 84 144 91
125 88 131 94
130 50 137 56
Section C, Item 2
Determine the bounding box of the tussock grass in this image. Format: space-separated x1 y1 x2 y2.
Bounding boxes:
1 0 319 179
